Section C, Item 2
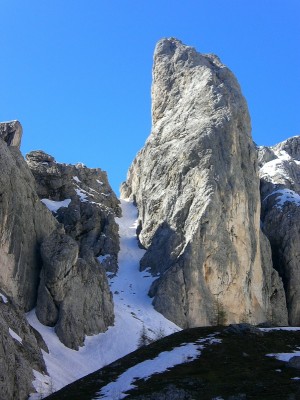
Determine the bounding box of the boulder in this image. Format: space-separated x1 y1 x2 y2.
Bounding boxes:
122 38 288 327
223 323 263 336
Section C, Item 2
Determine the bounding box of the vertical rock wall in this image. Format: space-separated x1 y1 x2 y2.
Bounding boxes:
0 124 57 311
122 38 287 327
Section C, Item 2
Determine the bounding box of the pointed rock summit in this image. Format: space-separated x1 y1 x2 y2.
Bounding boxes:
122 38 287 327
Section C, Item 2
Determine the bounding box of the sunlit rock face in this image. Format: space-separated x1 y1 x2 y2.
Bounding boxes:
259 136 300 325
122 38 288 327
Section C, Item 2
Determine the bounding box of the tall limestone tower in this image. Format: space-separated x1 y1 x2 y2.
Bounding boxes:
122 38 288 327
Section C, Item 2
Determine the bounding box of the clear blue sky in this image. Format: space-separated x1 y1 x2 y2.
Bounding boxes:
0 1 299 194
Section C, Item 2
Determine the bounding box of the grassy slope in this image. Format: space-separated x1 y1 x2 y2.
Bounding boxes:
46 326 300 400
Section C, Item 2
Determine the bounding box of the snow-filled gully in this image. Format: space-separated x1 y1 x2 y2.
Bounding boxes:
27 199 180 399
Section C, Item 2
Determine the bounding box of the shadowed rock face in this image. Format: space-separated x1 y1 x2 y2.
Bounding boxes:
36 229 114 349
0 120 22 147
26 150 121 271
0 125 57 311
0 120 120 400
259 136 300 325
0 298 47 400
122 38 287 327
25 150 120 348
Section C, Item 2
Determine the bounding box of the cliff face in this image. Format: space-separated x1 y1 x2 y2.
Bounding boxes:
122 38 287 327
259 137 300 325
0 123 57 312
0 121 120 398
26 150 120 349
0 122 54 399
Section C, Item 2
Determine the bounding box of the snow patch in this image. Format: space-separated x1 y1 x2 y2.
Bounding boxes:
260 158 290 183
260 327 300 332
29 370 54 400
41 198 71 213
263 189 300 210
75 188 88 202
9 328 22 344
266 352 299 362
0 292 8 303
73 176 81 183
96 336 220 399
98 254 111 263
97 180 104 185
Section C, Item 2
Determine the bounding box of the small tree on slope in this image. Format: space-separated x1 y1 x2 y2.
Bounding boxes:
138 323 152 347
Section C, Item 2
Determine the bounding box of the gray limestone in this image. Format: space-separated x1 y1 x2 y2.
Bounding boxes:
259 136 300 325
0 297 47 400
0 120 119 399
122 38 288 327
26 150 121 273
25 150 119 348
0 125 57 311
36 229 114 349
0 120 22 147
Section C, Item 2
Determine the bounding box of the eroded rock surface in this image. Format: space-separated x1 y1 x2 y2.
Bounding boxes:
0 126 57 311
259 136 300 325
0 294 47 400
0 120 22 147
0 120 119 400
26 150 121 273
26 150 120 348
36 229 114 349
122 38 287 327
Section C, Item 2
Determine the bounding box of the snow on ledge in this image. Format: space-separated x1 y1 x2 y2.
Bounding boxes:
29 369 53 400
97 254 111 263
41 198 71 213
263 327 300 366
75 188 88 202
0 292 8 303
9 328 22 344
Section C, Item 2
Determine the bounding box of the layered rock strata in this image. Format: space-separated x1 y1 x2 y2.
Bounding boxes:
259 136 300 325
122 38 288 327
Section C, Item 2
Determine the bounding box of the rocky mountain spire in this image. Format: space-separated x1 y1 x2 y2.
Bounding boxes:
122 38 287 327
